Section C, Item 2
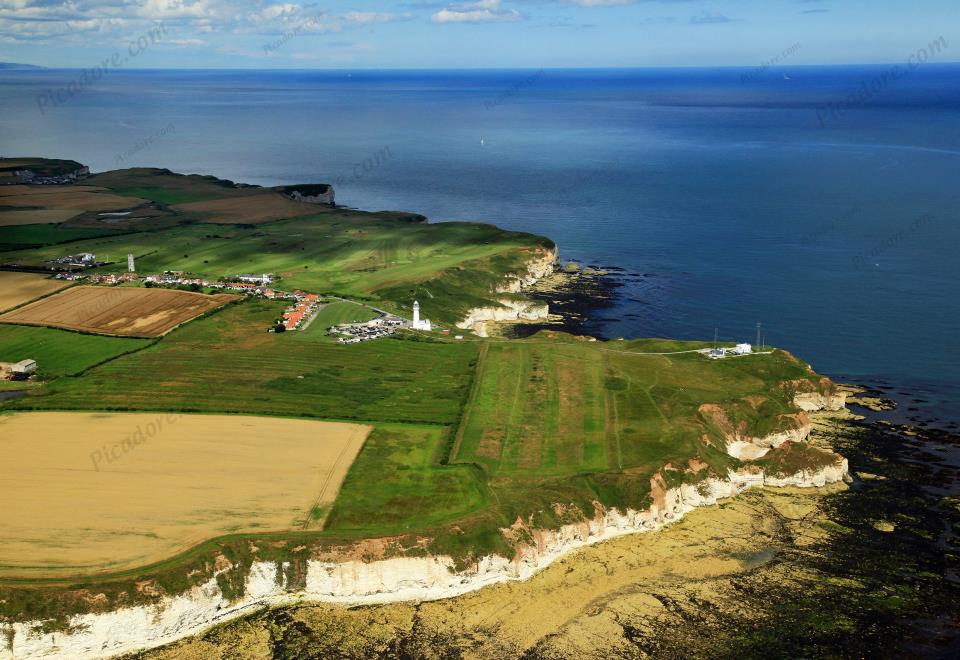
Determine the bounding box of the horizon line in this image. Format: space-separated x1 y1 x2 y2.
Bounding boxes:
4 61 960 72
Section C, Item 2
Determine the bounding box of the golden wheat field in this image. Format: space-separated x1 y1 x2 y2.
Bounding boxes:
0 412 371 577
0 272 70 312
0 285 239 337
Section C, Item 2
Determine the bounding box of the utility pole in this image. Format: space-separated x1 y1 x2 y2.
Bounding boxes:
756 322 761 349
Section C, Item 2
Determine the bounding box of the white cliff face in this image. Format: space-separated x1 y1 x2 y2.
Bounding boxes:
456 299 550 336
700 403 812 461
2 380 849 660
460 247 557 333
3 462 847 660
725 424 811 460
794 390 847 412
494 247 558 293
762 457 849 488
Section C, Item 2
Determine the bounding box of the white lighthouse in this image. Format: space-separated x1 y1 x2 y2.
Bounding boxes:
127 253 135 272
411 300 432 331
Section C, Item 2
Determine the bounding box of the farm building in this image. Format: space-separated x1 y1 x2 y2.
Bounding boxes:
0 359 37 380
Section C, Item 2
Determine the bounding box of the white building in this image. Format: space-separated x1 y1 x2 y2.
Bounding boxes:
236 274 272 284
411 300 432 331
127 253 135 272
734 343 752 355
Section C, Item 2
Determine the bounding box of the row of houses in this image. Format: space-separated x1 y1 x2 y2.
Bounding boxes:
281 293 320 331
10 166 90 185
87 272 139 285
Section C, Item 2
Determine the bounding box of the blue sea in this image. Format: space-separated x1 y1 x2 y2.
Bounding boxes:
1 66 958 425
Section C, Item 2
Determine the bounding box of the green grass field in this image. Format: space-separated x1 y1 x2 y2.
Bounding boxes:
12 300 478 425
325 424 489 537
0 164 842 618
0 325 151 379
456 335 820 479
306 301 379 332
0 224 129 250
85 168 255 205
0 216 551 326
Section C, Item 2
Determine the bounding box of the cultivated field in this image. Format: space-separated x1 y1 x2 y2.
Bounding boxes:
173 191 325 224
0 272 69 312
0 412 371 577
0 285 238 337
0 185 145 212
0 209 80 226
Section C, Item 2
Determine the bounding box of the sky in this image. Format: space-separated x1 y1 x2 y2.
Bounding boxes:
0 0 956 69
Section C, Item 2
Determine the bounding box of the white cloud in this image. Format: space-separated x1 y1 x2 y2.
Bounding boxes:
567 0 634 6
0 2 408 44
432 0 522 24
689 11 738 25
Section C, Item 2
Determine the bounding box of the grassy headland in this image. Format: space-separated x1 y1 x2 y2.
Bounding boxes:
0 161 844 630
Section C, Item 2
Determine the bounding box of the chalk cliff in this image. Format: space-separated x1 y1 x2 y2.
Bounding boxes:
456 299 550 337
699 403 812 460
458 246 557 335
3 399 847 660
785 376 847 412
0 334 850 660
494 247 558 293
280 183 335 206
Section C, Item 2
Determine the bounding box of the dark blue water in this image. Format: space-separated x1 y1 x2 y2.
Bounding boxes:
1 67 958 423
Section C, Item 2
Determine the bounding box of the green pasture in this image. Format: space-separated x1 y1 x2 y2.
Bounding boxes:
0 325 151 379
12 300 478 425
305 301 379 332
0 224 129 249
0 214 550 326
325 424 489 537
456 336 819 478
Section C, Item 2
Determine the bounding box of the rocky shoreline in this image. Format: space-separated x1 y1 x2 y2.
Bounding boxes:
453 247 628 339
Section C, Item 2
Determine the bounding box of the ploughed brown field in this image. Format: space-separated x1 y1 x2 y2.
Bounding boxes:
0 209 81 226
0 185 145 213
0 412 371 577
173 192 325 224
0 285 239 337
0 272 70 312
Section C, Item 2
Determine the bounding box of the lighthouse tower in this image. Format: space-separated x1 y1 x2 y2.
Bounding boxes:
411 300 431 331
